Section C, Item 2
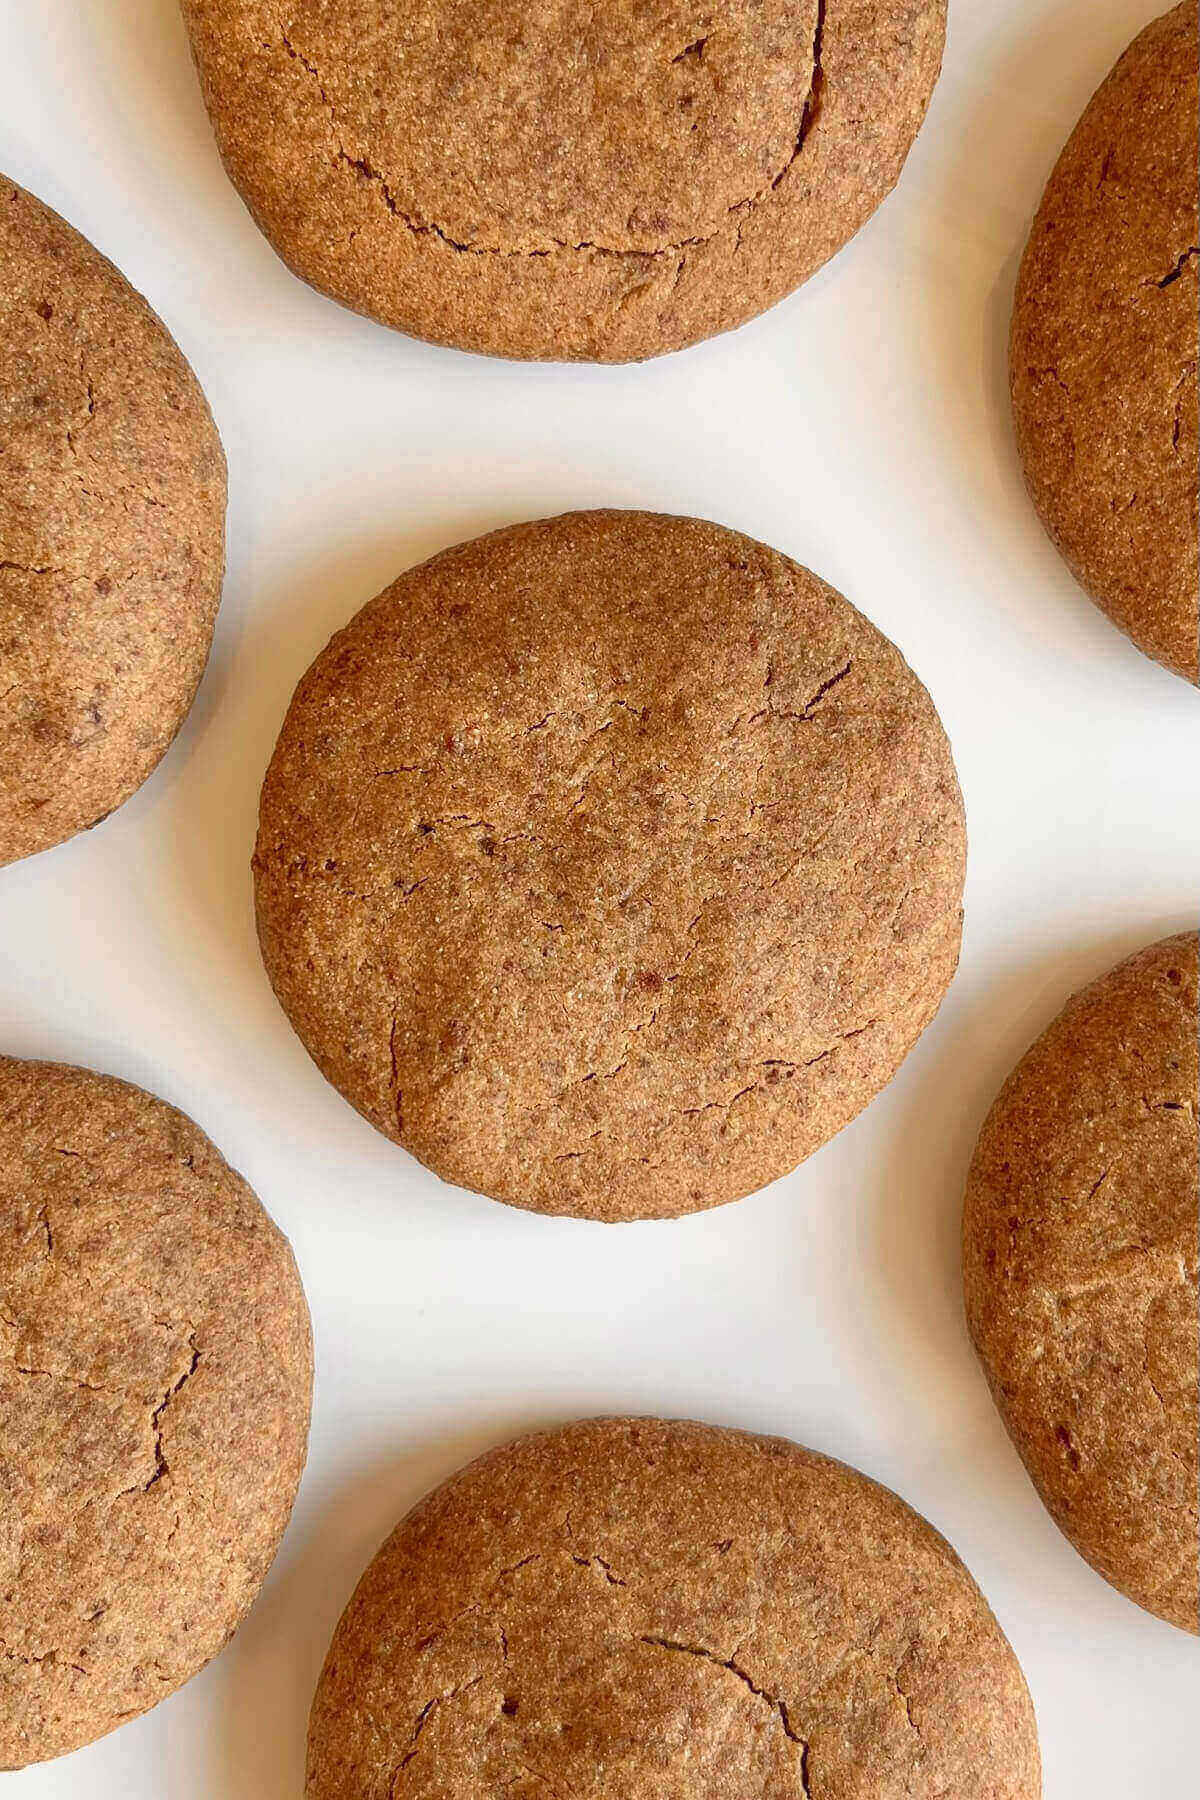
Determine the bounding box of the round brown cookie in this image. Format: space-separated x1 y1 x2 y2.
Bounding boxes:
964 934 1200 1633
306 1417 1041 1799
0 180 226 867
254 510 966 1222
0 1059 313 1766
1010 3 1200 683
180 2 947 362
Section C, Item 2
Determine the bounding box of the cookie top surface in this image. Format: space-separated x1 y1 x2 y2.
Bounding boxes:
1010 2 1199 683
254 511 965 1222
307 1417 1041 1799
964 934 1199 1633
0 1059 313 1766
181 1 947 360
0 181 227 867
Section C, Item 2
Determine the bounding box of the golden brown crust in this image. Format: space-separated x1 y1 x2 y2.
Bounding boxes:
180 1 947 361
306 1417 1041 1799
0 180 227 866
1010 2 1200 683
254 510 966 1222
964 934 1200 1633
0 1059 313 1767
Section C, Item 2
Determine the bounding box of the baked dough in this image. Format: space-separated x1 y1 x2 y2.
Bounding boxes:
255 511 966 1221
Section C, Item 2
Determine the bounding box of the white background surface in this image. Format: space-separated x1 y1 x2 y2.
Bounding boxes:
1 1 1197 1793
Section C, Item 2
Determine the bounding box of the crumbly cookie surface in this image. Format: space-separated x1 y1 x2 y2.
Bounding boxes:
964 934 1200 1632
254 511 966 1221
307 1417 1041 1799
0 1060 313 1766
1011 2 1200 683
0 181 226 867
181 2 947 360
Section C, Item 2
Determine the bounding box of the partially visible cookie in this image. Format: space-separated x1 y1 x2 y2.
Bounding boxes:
254 510 966 1222
181 2 947 361
1010 3 1199 683
964 934 1200 1632
0 180 227 866
306 1417 1041 1799
0 1059 313 1767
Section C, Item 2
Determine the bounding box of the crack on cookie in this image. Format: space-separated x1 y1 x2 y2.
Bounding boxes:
734 656 853 729
382 1542 981 1792
413 1553 544 1658
0 560 72 578
115 1334 202 1498
570 1553 626 1587
392 1673 485 1786
64 349 99 460
1154 246 1200 290
770 655 852 723
275 7 827 263
672 36 709 67
639 1635 811 1784
773 0 827 191
0 1642 87 1678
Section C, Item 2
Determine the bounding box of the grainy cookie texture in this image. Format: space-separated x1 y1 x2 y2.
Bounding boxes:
0 180 227 866
964 934 1199 1633
307 1417 1042 1799
180 2 947 361
1010 2 1200 683
254 511 966 1222
0 1060 313 1767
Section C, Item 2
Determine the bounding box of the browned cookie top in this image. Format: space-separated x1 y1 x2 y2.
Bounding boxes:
1010 2 1200 683
964 934 1199 1633
0 181 227 867
254 511 966 1222
0 1059 313 1767
181 2 947 360
306 1417 1041 1799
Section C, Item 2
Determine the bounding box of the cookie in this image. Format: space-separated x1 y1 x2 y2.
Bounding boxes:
0 1058 313 1766
0 180 227 867
254 510 966 1222
306 1416 1041 1798
964 934 1199 1633
180 2 947 362
1010 3 1200 683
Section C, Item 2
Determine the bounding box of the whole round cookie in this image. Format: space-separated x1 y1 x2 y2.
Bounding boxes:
307 1417 1041 1798
0 180 226 867
254 511 966 1222
1010 3 1200 683
964 934 1199 1633
0 1059 313 1766
180 2 947 362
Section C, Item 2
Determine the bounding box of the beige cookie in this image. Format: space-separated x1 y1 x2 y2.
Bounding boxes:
306 1417 1041 1799
1010 3 1199 683
964 934 1199 1633
0 180 227 867
181 2 947 362
254 510 966 1222
0 1058 313 1766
